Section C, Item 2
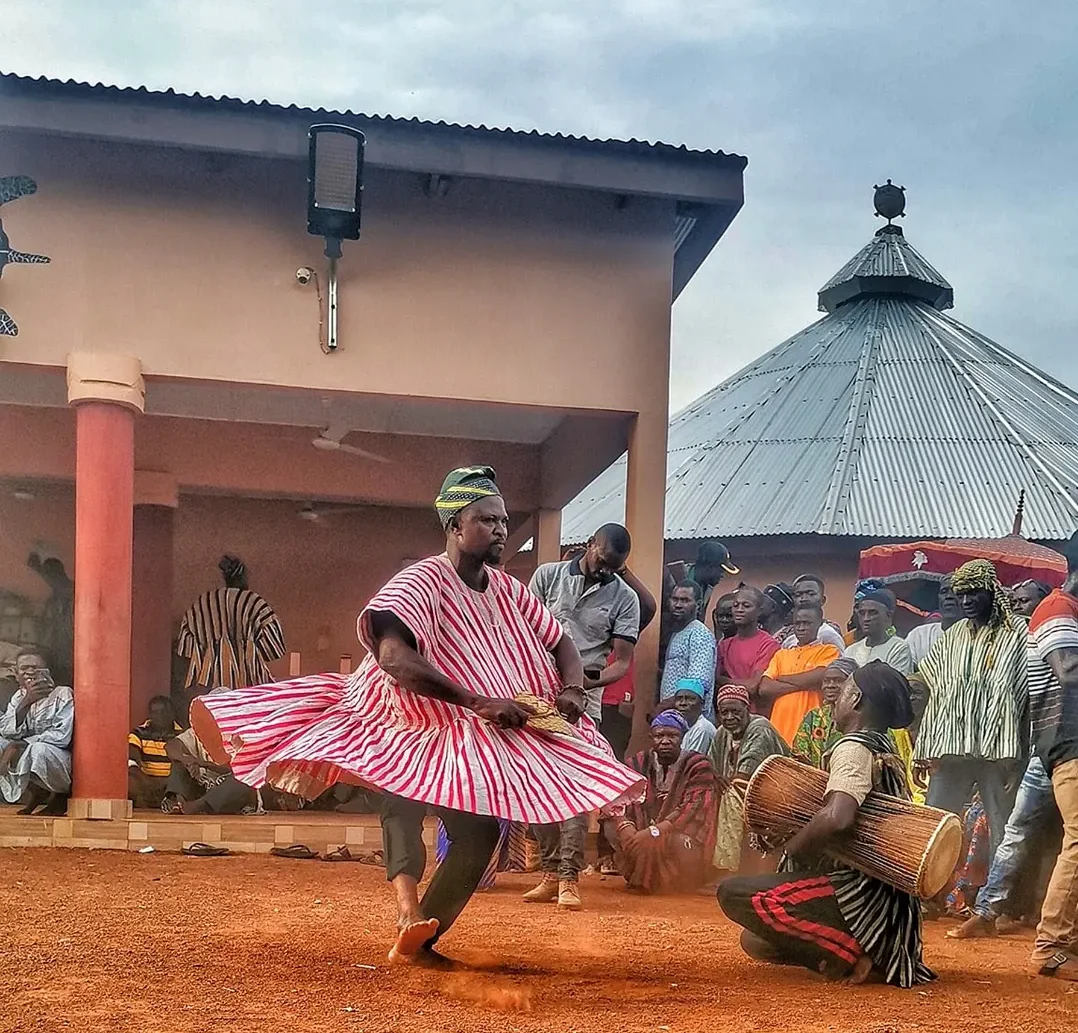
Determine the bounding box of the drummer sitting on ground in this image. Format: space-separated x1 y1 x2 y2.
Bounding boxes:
718 661 936 987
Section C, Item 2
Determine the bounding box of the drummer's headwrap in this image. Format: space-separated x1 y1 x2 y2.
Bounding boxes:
852 660 914 730
651 711 689 735
435 466 501 529
951 558 1010 627
716 683 751 708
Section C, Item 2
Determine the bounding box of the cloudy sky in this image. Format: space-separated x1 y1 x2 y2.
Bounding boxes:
7 0 1078 409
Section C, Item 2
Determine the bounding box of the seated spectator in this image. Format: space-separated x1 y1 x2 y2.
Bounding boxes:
791 657 860 767
128 695 182 808
164 725 265 814
162 701 301 815
0 648 72 815
0 640 21 713
709 684 788 872
671 678 717 754
603 711 718 894
757 604 842 745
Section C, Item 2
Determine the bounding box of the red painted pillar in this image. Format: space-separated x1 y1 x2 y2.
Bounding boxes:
67 353 143 821
130 502 175 727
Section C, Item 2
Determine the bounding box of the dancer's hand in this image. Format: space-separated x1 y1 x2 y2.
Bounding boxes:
471 696 531 729
555 686 586 723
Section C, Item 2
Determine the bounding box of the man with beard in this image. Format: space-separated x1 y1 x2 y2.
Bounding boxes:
916 560 1029 860
194 467 643 964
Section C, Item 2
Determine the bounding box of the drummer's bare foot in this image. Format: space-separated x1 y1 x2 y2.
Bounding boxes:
388 918 440 964
847 956 875 985
922 900 944 922
948 915 997 939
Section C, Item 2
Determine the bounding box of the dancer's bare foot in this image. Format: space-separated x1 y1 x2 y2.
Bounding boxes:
947 914 997 939
411 946 457 970
387 918 440 964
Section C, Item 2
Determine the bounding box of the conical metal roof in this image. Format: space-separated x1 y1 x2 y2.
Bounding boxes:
817 225 953 313
562 213 1078 543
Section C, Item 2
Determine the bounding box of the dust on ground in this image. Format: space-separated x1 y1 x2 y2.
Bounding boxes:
1 848 1074 1033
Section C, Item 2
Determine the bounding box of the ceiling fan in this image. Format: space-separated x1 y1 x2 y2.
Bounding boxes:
297 501 367 523
311 424 392 464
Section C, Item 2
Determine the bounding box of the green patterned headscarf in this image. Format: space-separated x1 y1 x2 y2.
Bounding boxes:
435 466 501 529
951 559 1010 627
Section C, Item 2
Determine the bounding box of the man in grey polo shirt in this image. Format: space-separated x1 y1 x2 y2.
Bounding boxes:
525 523 640 911
528 524 641 723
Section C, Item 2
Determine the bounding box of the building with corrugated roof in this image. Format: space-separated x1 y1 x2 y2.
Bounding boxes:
0 71 746 821
561 186 1078 622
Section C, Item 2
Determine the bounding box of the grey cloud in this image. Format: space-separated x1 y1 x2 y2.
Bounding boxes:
5 0 1077 408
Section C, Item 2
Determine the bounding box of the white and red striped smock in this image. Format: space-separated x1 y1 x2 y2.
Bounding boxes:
193 555 644 824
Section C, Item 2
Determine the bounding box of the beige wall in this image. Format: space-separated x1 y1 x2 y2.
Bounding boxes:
0 131 674 416
0 404 543 511
666 537 864 632
0 479 455 682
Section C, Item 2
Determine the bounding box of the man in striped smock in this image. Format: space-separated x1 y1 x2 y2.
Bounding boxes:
177 555 285 691
915 560 1029 859
192 467 643 967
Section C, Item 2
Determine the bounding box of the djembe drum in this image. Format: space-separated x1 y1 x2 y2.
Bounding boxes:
743 754 962 898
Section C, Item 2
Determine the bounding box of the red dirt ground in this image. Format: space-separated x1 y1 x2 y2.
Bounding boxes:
1 848 1075 1033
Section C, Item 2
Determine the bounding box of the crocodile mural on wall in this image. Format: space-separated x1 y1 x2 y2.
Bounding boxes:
0 175 51 336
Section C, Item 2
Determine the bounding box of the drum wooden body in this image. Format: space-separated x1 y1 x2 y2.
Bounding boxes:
743 754 962 899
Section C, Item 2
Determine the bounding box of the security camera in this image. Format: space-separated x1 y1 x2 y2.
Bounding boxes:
295 267 314 285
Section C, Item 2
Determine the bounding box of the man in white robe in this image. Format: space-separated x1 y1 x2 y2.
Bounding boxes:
0 649 73 814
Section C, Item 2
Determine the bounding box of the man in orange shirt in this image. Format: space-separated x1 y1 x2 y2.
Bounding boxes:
756 604 841 746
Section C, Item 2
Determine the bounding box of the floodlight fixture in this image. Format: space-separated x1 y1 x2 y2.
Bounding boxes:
305 124 365 351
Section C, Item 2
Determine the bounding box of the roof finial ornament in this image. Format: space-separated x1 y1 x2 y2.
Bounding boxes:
1011 488 1026 537
873 179 906 225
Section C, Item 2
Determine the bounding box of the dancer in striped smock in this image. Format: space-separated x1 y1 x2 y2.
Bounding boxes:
177 555 285 690
719 662 935 987
192 466 643 966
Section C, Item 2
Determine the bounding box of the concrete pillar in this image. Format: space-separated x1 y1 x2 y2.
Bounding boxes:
624 407 669 748
130 472 178 727
534 508 563 566
67 352 144 821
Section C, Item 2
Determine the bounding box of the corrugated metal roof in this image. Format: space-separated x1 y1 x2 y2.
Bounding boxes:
817 226 953 313
562 227 1078 542
0 72 747 168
